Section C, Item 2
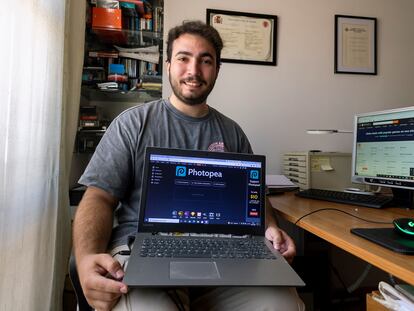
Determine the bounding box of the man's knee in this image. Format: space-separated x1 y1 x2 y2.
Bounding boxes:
245 287 305 311
113 288 188 311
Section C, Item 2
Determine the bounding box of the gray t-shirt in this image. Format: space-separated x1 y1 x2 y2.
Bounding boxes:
79 99 252 248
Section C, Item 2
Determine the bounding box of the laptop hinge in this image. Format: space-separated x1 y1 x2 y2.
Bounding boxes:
156 232 251 238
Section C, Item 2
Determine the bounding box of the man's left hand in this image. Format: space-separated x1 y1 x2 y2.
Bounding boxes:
265 225 296 264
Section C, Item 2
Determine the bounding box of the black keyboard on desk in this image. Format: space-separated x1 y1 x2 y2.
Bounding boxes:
295 188 393 208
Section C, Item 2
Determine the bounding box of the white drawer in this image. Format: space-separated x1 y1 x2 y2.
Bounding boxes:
283 155 307 162
284 165 307 174
283 161 307 168
285 171 307 179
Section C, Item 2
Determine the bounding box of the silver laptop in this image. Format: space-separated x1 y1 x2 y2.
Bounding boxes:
124 147 304 287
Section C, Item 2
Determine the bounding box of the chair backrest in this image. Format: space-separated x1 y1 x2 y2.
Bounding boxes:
68 254 93 311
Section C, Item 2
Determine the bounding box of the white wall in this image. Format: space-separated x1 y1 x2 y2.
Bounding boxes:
163 0 414 173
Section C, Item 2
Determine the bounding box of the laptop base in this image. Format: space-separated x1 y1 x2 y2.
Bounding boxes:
124 234 305 287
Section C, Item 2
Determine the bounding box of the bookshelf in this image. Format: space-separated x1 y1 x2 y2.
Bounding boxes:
69 0 164 193
80 85 161 103
78 0 163 152
82 0 163 101
90 28 162 46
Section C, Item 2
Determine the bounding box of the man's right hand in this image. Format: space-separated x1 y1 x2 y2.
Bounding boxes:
78 253 128 311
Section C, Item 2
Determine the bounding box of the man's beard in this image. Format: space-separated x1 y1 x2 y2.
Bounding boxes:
169 73 216 106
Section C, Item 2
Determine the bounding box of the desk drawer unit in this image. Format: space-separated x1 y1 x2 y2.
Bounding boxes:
283 152 310 189
283 151 353 191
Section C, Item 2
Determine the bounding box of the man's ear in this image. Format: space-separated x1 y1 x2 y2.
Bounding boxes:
166 60 171 77
215 64 220 79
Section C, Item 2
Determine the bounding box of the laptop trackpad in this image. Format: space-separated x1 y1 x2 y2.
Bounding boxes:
170 261 221 279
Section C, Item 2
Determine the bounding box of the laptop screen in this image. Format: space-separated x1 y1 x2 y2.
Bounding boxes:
139 148 266 235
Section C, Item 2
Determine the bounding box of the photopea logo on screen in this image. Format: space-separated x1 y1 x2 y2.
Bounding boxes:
250 170 259 180
188 168 223 178
176 166 223 178
176 166 187 177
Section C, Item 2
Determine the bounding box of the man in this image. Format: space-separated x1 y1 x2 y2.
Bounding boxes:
73 21 304 311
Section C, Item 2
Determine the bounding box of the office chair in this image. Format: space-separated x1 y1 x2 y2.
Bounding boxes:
68 254 93 311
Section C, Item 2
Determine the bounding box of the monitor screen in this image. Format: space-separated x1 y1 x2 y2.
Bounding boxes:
352 106 414 191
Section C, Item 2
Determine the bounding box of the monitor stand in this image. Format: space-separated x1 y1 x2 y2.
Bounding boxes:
390 188 414 209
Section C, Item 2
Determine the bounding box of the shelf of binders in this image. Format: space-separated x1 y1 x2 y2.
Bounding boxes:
90 27 162 47
81 85 161 103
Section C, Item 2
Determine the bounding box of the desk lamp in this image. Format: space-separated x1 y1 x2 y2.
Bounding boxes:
306 129 352 134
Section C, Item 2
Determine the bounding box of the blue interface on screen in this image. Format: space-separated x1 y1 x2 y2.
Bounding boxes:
143 154 263 227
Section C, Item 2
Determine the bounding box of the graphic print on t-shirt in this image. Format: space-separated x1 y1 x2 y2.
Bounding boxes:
208 142 226 152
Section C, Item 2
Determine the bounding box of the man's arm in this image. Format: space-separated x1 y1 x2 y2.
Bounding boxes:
265 197 296 263
74 186 115 255
73 186 127 311
265 196 278 228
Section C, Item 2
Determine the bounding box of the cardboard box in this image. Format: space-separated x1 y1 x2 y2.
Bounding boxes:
366 291 391 311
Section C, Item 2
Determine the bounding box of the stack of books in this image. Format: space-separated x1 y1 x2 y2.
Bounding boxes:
79 106 99 129
139 74 161 91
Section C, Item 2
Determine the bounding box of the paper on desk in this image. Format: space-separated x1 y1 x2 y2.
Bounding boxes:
311 156 334 172
266 175 296 188
321 164 334 171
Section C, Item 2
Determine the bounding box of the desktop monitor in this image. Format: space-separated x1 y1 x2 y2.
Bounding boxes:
352 106 414 207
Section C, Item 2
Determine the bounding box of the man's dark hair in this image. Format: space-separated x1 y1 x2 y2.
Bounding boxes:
166 20 223 68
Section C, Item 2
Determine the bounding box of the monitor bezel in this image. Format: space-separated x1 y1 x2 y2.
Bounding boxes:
351 106 414 191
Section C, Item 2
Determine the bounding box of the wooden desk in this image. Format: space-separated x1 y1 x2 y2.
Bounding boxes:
268 193 414 285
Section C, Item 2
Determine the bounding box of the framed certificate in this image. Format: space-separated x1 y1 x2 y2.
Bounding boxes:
207 9 277 66
335 15 377 75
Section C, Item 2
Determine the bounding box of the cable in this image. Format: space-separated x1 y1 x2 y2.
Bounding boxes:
173 289 186 311
165 289 186 311
388 274 397 286
330 262 349 293
294 208 388 303
347 263 372 293
295 208 385 296
294 208 393 225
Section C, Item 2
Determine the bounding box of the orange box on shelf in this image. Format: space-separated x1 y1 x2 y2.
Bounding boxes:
92 7 122 29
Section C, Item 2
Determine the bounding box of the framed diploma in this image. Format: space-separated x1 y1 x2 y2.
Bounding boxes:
207 9 277 66
335 15 377 75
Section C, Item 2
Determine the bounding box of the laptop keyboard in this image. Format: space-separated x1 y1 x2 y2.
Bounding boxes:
139 237 277 260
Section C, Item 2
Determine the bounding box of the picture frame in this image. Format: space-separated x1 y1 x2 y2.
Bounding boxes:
335 15 377 75
206 9 277 66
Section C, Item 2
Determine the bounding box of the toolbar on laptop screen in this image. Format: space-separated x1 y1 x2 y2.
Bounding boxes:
143 154 263 227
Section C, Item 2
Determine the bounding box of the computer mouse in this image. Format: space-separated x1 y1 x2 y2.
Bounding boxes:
393 218 414 239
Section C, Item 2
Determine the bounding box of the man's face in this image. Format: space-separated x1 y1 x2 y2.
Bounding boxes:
167 33 219 106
